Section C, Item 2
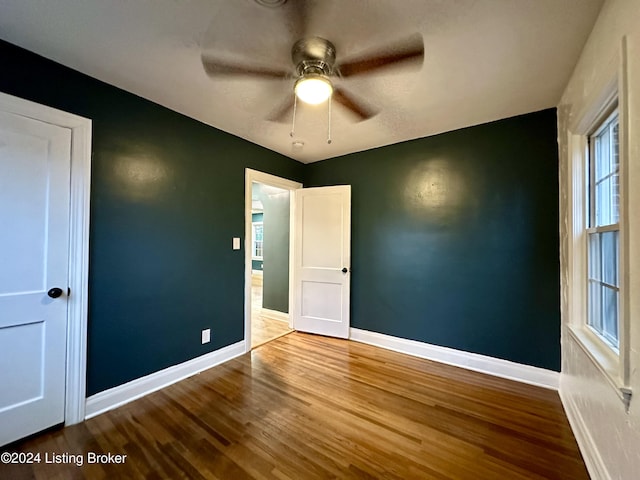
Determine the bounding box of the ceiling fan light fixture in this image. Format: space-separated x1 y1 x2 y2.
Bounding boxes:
294 74 333 105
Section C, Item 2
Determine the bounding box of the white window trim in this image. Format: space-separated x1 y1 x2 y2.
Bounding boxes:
252 221 264 260
565 37 632 409
586 108 620 350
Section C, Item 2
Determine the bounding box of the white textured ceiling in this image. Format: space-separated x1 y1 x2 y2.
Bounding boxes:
0 0 603 163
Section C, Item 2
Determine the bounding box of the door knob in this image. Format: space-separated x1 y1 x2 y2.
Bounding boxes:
47 287 63 298
341 267 348 273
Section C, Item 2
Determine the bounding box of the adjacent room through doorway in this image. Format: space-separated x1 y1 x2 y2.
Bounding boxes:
250 181 292 347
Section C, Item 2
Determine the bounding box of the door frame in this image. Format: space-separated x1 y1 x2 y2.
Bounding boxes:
244 169 302 351
0 92 92 425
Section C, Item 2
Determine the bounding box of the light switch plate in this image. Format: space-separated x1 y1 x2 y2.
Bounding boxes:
232 237 240 250
201 328 211 344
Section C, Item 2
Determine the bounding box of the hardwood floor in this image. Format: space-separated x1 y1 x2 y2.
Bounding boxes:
0 333 588 479
251 313 292 348
251 284 291 348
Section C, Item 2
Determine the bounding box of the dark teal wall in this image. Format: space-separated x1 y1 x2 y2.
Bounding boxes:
258 189 290 313
251 213 264 271
251 260 264 271
305 109 561 371
0 40 304 395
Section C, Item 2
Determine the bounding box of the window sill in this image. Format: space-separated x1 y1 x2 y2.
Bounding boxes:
567 324 632 409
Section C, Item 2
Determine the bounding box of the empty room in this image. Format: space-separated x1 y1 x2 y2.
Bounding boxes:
0 0 638 478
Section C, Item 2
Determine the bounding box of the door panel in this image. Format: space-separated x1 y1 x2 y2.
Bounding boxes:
0 319 45 408
0 110 71 446
0 128 49 292
301 192 344 268
293 186 350 338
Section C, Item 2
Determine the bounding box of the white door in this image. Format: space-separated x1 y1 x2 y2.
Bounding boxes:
293 185 351 338
0 110 71 446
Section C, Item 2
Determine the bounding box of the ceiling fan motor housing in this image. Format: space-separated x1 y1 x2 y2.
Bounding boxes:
292 37 336 76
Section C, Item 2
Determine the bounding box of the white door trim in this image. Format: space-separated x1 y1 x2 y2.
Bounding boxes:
244 169 302 352
0 92 92 425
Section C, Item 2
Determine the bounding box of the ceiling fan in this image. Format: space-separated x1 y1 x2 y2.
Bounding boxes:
200 1 424 125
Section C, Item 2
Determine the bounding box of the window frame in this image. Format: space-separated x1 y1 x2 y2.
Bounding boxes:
252 221 264 260
565 41 632 408
586 108 620 350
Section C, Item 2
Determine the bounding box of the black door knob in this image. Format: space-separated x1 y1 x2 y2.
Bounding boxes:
48 287 63 298
342 267 348 273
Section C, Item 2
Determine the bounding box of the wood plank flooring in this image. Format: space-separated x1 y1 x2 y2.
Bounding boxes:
251 284 291 348
0 333 588 479
251 313 292 348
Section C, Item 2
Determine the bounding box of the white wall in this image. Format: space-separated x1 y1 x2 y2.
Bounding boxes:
558 0 640 479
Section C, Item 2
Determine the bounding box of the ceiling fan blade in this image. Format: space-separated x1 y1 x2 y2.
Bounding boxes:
202 55 290 79
337 33 424 78
266 95 295 123
333 87 378 122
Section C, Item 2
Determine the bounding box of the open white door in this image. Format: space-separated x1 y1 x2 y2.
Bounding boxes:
293 185 351 338
0 110 71 446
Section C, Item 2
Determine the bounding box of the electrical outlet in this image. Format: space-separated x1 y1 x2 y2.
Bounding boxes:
201 328 211 344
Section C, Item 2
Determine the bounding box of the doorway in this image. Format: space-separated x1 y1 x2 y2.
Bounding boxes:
244 170 302 350
251 181 292 347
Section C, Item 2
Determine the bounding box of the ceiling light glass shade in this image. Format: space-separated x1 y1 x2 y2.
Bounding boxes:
294 75 333 104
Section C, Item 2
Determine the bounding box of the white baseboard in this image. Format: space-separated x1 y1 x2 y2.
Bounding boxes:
85 341 245 419
559 384 611 480
261 308 289 323
349 328 559 390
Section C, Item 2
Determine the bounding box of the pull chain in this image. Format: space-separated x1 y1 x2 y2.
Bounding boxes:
290 93 298 138
327 91 332 144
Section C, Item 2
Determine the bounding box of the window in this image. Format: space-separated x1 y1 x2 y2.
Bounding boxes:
566 43 632 406
252 222 263 259
587 109 620 350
